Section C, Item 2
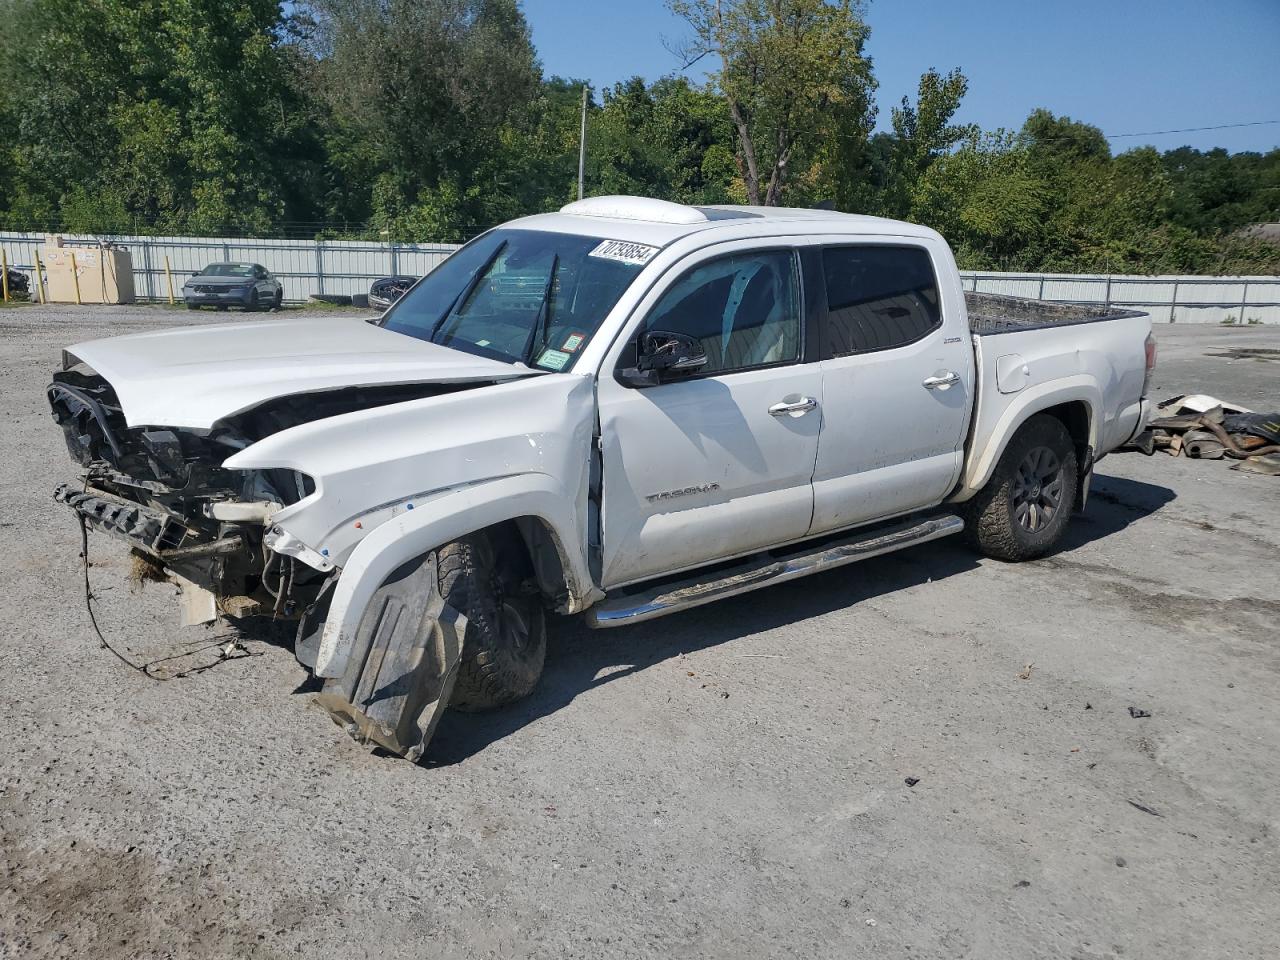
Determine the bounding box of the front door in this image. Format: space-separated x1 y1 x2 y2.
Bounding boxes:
597 245 822 588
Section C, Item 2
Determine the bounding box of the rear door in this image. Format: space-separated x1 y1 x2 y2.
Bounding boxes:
808 239 974 533
596 242 823 588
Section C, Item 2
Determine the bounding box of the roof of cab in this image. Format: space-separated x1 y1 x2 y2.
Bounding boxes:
505 195 941 248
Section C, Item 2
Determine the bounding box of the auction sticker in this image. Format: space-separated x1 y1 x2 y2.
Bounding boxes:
562 331 587 352
589 239 659 266
536 348 571 371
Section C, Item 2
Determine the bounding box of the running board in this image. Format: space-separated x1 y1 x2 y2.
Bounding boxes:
586 513 965 628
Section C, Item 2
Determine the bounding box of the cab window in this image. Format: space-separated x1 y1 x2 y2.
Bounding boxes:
821 245 941 356
641 249 800 376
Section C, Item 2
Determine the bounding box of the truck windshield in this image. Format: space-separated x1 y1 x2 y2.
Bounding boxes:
379 229 655 370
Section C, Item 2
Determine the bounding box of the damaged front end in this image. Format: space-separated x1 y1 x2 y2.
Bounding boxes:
49 364 328 623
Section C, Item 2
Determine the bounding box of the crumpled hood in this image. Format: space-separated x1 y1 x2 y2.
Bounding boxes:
66 316 531 429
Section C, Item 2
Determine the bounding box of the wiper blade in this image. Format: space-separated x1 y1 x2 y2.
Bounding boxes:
521 254 559 366
428 240 508 345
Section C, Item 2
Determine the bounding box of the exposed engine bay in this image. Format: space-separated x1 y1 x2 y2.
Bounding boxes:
48 359 474 623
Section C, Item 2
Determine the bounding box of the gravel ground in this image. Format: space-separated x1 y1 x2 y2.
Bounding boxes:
2 304 1278 959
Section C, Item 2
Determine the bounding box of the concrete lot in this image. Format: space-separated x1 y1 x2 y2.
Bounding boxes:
1 305 1278 959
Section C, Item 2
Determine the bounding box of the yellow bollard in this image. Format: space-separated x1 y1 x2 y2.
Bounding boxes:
70 252 82 305
1 249 9 303
32 249 45 304
164 255 175 305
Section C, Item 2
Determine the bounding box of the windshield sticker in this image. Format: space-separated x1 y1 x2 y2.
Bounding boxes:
562 332 586 353
536 348 571 371
589 239 659 266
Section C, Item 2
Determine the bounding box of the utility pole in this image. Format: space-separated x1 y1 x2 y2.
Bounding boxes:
577 85 588 201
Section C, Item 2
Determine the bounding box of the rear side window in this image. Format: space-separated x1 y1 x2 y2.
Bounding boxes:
822 246 941 356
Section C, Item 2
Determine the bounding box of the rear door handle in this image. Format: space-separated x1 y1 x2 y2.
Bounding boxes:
769 396 818 417
922 371 961 390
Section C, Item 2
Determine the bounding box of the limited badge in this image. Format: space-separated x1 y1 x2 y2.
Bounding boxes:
588 239 659 266
562 332 586 352
536 348 571 371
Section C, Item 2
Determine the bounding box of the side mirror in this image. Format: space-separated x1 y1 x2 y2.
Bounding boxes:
617 330 708 388
639 330 707 373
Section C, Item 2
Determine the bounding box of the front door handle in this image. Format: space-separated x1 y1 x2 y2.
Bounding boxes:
922 371 961 390
769 396 818 417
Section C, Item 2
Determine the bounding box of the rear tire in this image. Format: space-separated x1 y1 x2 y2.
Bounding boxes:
441 534 546 712
964 414 1078 561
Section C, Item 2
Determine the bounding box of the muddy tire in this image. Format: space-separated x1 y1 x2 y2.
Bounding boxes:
964 414 1078 561
441 534 546 712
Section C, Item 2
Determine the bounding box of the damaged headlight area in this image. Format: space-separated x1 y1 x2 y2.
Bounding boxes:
49 365 328 621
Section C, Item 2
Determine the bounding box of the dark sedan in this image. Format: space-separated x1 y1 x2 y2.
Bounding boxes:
184 262 283 311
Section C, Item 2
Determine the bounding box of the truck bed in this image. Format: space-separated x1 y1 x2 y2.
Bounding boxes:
966 292 1145 335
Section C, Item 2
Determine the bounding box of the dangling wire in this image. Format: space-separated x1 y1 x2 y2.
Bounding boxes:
77 515 258 680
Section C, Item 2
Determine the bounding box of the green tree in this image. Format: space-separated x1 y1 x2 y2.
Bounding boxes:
667 0 875 206
311 0 540 239
0 0 318 233
589 76 738 204
912 131 1048 269
881 67 972 218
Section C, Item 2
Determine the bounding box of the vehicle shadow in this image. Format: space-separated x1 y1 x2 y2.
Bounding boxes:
426 472 1177 767
1057 472 1177 552
425 539 980 767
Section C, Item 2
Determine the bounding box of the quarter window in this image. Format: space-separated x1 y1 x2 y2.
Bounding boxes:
642 250 800 375
822 246 941 355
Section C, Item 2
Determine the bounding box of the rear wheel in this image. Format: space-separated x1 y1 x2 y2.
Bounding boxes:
964 414 1078 561
442 534 546 712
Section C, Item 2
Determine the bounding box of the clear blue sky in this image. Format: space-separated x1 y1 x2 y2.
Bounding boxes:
521 0 1280 154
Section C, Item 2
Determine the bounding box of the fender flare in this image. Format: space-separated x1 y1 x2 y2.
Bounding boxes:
956 377 1100 501
313 473 598 678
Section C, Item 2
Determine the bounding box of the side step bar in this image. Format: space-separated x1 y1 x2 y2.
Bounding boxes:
586 513 965 628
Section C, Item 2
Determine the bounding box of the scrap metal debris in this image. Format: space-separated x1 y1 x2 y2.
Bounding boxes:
1128 706 1152 719
1126 395 1280 472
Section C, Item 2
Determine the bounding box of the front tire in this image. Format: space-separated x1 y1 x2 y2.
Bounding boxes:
964 414 1078 561
440 534 546 711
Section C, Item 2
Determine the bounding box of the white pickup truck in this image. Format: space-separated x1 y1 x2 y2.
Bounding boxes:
50 196 1155 760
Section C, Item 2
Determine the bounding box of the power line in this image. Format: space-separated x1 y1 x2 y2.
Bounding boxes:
1105 119 1280 139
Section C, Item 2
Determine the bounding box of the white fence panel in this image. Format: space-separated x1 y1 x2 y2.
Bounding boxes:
1 231 1276 322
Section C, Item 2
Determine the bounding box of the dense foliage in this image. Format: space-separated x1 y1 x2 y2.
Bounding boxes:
0 0 1275 273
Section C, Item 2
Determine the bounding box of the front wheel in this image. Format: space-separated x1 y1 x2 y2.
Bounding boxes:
964 414 1078 561
441 534 546 712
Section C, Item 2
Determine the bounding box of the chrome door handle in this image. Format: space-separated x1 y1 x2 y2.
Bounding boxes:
769 396 818 417
922 371 961 390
